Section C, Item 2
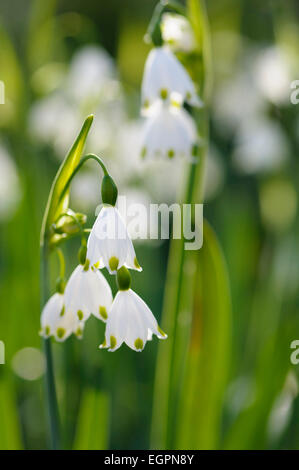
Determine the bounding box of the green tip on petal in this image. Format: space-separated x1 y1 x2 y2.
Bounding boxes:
158 325 167 338
94 261 100 268
160 88 168 100
167 149 175 159
143 99 150 109
83 259 90 271
45 326 51 336
100 338 107 348
134 257 141 270
110 335 117 350
59 305 65 317
56 328 65 339
99 306 108 320
141 146 147 159
109 256 119 272
134 338 144 351
75 328 83 338
77 310 84 321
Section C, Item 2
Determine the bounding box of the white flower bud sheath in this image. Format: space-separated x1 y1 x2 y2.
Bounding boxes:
40 292 80 342
64 264 113 323
87 206 142 274
141 46 202 113
100 289 167 352
141 102 197 160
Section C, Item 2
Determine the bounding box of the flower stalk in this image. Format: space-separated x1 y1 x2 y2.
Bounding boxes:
40 244 61 450
150 0 211 449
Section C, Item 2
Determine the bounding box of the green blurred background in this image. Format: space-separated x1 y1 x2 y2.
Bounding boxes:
1 0 299 450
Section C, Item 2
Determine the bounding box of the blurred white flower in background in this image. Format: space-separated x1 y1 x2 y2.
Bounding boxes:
267 372 298 443
66 45 115 102
29 45 126 158
232 117 289 174
0 144 22 221
203 145 225 201
29 93 80 155
213 70 266 134
253 47 292 105
12 347 45 381
161 13 196 53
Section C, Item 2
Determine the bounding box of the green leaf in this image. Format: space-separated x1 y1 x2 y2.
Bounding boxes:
41 115 93 243
0 22 24 128
151 221 231 449
0 379 23 450
73 388 109 450
187 0 213 101
174 221 232 449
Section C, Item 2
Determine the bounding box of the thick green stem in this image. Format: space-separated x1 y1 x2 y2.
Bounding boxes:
40 244 61 450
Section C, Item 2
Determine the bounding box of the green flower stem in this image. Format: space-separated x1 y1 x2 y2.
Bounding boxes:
151 0 211 448
58 153 108 208
40 244 61 450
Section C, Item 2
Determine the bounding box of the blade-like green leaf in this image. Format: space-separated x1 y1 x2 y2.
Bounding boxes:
175 221 232 449
41 115 93 242
0 379 22 450
73 388 109 450
0 22 24 128
187 0 212 101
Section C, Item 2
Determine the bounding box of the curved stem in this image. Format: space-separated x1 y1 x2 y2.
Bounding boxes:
40 244 61 449
58 154 109 209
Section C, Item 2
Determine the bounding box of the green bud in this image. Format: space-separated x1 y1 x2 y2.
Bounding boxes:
78 244 87 265
56 277 65 294
117 266 131 291
54 212 87 235
101 174 118 206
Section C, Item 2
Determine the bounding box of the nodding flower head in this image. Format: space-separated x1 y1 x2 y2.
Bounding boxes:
141 46 202 114
64 264 113 323
40 292 81 342
161 13 196 53
140 102 198 161
86 205 142 274
100 287 167 352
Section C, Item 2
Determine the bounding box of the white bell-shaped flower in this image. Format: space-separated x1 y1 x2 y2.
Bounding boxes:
141 102 198 160
161 13 196 53
100 289 167 352
87 205 142 274
141 46 202 113
64 264 113 322
40 292 79 342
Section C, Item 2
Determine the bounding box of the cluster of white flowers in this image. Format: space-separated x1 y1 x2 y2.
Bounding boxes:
140 15 202 161
40 200 167 352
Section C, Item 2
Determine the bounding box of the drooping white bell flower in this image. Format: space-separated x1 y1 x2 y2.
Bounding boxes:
100 289 167 352
140 102 198 160
40 292 80 342
141 46 202 113
86 205 142 274
161 13 196 53
64 264 113 322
